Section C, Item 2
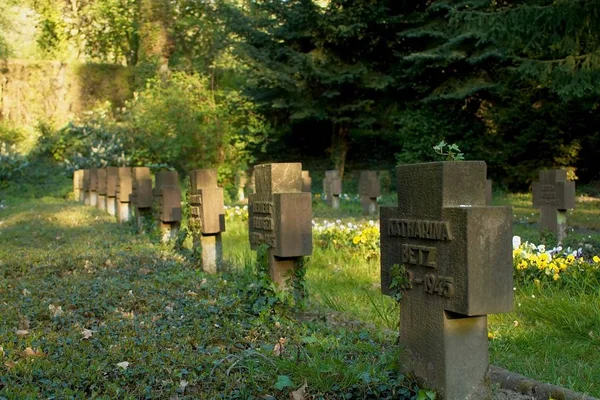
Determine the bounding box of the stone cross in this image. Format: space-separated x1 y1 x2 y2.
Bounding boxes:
532 169 575 241
249 163 312 288
323 170 342 208
358 170 380 216
105 167 118 217
97 168 108 211
130 167 152 228
189 169 226 273
380 161 513 400
89 168 99 207
154 171 181 241
302 170 312 193
115 167 132 223
82 169 91 205
73 170 84 203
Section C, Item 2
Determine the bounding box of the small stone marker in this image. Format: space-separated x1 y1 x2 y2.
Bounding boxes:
380 161 513 400
105 167 118 216
73 170 84 202
249 163 312 288
154 171 182 241
130 167 152 228
89 168 99 207
97 168 108 211
302 170 312 193
358 170 380 216
486 179 493 205
115 167 132 223
237 171 247 202
323 170 342 208
532 169 575 241
189 169 226 273
82 169 91 205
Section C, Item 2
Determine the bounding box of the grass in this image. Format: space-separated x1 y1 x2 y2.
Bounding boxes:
0 194 422 399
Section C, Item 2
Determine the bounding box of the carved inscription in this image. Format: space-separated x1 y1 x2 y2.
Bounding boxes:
406 270 455 298
538 184 559 206
189 194 202 205
401 245 437 268
250 201 276 247
388 219 452 241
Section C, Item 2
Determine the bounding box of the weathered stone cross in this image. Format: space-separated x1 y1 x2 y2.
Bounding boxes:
323 170 342 208
116 167 132 223
532 169 575 241
97 168 107 211
359 170 380 216
189 169 226 273
249 163 312 288
154 171 181 241
105 167 118 217
380 161 513 400
130 167 152 228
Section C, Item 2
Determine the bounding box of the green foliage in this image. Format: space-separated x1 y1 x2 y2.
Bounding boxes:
389 264 411 303
0 142 29 183
125 72 269 189
34 109 130 171
432 140 465 161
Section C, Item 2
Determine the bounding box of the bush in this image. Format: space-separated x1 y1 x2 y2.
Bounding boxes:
0 142 29 182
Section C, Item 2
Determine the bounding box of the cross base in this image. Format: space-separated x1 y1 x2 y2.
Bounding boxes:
540 207 568 241
118 203 131 223
106 197 116 216
328 195 340 209
135 208 153 231
90 192 98 207
401 305 491 400
84 192 91 206
268 249 301 289
159 221 180 242
361 197 377 216
195 233 224 274
98 195 107 211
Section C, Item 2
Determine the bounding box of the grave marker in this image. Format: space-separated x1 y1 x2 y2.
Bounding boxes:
130 167 152 228
532 169 575 241
106 167 118 216
73 170 84 202
358 170 380 216
82 169 91 205
89 168 99 207
237 171 247 202
380 161 513 400
249 163 312 288
323 170 342 208
154 171 181 241
302 170 312 193
189 169 226 273
97 168 107 211
116 167 132 223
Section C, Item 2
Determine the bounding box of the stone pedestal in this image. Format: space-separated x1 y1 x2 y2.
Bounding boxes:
84 192 91 206
195 233 223 274
361 198 377 216
90 192 98 207
159 221 180 242
268 249 299 287
330 195 340 209
98 195 106 211
107 197 117 216
118 202 131 223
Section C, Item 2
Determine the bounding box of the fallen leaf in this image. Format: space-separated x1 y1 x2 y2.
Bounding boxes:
138 268 151 275
16 330 29 337
22 289 30 296
4 361 16 370
273 337 287 356
179 379 189 394
22 347 44 358
81 329 94 340
0 346 4 357
291 380 308 400
18 318 30 330
186 291 197 297
116 361 129 370
165 305 174 313
513 320 519 327
49 304 63 318
589 331 595 339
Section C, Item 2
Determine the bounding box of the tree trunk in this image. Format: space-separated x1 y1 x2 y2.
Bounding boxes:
331 123 350 179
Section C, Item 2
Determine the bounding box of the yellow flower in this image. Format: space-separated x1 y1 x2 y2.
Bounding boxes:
488 332 494 340
539 253 550 263
566 254 575 263
593 255 600 263
553 273 560 281
352 236 361 245
517 260 528 270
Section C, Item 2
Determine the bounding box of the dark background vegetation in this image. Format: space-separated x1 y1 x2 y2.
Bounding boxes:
1 0 600 194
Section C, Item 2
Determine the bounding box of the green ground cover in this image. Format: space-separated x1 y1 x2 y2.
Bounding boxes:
1 181 599 398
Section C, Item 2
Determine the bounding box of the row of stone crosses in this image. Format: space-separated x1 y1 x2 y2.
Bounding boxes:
72 162 575 400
